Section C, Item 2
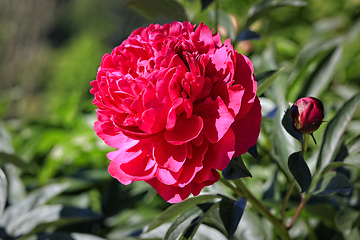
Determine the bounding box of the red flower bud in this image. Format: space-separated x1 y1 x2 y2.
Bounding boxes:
290 97 324 134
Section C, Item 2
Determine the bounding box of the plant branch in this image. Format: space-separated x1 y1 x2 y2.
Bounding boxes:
286 194 311 229
281 178 296 224
233 179 290 240
218 177 243 198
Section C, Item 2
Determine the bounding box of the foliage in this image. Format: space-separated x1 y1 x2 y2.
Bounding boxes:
1 0 360 239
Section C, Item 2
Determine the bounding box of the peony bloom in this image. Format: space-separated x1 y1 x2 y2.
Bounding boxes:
290 97 324 134
91 21 261 203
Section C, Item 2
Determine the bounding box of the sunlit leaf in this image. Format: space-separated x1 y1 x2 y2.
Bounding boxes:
164 206 203 240
222 156 252 180
288 151 311 193
180 202 218 240
256 67 284 96
334 134 360 162
0 168 7 218
316 93 360 173
5 205 100 237
219 197 247 239
244 0 307 28
147 195 221 232
311 172 352 195
0 183 69 226
303 46 343 98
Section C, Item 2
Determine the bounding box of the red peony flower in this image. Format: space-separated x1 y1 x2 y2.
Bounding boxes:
90 21 261 203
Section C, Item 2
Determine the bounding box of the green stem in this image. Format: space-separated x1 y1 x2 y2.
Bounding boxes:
218 177 243 198
233 179 290 240
214 0 219 33
286 194 311 229
281 178 296 224
302 133 310 153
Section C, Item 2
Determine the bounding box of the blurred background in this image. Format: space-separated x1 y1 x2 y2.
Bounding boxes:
1 0 360 239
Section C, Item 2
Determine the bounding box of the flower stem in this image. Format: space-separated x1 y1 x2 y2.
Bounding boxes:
302 133 310 152
233 179 290 240
281 178 296 224
218 177 243 198
215 0 219 33
286 194 311 229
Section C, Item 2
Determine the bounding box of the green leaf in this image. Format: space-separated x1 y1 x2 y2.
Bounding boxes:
0 152 35 173
0 183 69 226
219 197 247 239
201 0 214 11
304 46 343 97
334 135 360 162
334 207 360 234
288 151 312 193
248 144 260 162
222 156 252 180
180 202 219 240
244 0 307 28
282 108 303 144
316 93 360 173
22 232 106 240
256 67 284 96
311 172 352 195
303 203 337 228
0 168 7 218
5 205 100 237
322 154 360 173
126 0 187 22
164 206 203 240
147 194 221 232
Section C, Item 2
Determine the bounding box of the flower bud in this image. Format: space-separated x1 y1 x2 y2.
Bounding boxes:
290 97 324 134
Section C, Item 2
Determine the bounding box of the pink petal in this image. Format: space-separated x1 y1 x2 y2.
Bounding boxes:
231 97 261 157
233 53 257 119
153 137 188 172
146 177 206 203
164 114 203 145
193 129 235 183
195 97 234 143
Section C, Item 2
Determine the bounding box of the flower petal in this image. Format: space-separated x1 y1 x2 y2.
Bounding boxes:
164 114 203 145
231 97 262 156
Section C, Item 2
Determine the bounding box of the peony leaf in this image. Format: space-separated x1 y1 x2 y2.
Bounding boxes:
147 195 221 232
237 28 261 41
0 168 7 218
222 156 252 180
126 0 187 22
244 0 307 28
0 183 69 227
164 206 203 240
288 151 312 193
219 197 247 239
0 152 35 173
248 144 260 162
256 67 284 96
316 93 360 173
5 205 100 237
334 207 360 235
333 134 360 163
180 202 218 240
26 232 106 240
311 172 352 195
201 0 214 11
304 46 343 98
281 108 303 144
